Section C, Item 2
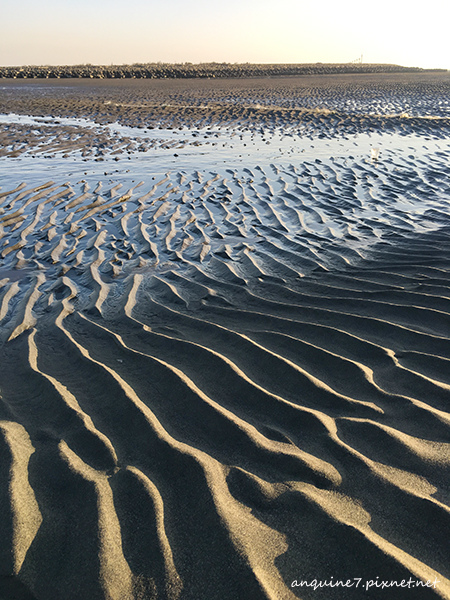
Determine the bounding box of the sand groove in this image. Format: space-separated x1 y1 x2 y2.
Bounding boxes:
1 139 450 599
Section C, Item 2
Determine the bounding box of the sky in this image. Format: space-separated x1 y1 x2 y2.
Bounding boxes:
1 0 449 69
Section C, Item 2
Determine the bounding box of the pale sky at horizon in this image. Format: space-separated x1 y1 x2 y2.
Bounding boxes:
1 0 449 69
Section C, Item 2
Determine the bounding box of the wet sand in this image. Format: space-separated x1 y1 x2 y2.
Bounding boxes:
0 74 450 600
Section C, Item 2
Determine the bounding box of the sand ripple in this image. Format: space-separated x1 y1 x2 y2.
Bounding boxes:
1 153 450 598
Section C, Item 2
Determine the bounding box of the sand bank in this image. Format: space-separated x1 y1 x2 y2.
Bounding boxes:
0 76 449 600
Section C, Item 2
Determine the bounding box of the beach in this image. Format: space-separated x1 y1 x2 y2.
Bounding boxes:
1 71 450 600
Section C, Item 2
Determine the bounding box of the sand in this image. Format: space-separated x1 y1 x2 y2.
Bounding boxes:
0 73 450 600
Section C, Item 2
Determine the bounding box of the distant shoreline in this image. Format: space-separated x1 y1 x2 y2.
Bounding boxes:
0 62 447 79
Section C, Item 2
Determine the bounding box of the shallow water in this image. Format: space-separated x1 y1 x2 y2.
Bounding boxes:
1 111 449 185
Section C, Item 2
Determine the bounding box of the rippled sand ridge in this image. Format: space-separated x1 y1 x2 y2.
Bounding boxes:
1 72 450 600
